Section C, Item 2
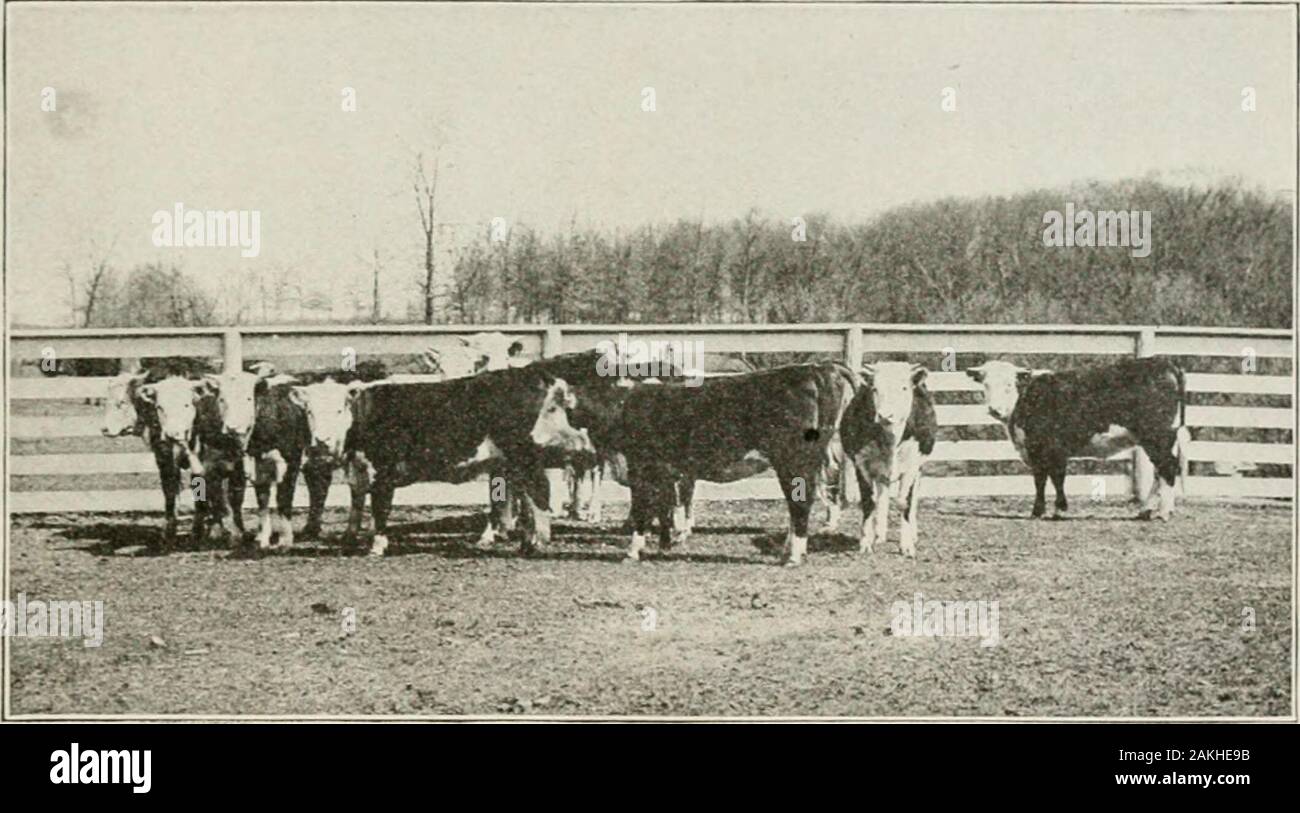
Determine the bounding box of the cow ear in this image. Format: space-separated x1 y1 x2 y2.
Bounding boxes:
861 363 876 379
288 387 308 408
138 384 158 403
249 361 276 378
965 366 986 383
1015 370 1034 389
911 365 929 385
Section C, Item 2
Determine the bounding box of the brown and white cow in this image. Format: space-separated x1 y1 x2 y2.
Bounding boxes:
343 362 594 556
110 373 244 545
616 362 855 565
840 362 937 559
965 357 1189 520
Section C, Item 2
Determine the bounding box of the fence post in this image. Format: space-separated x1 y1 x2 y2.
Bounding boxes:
843 325 864 371
222 329 243 373
1131 327 1157 501
542 326 563 358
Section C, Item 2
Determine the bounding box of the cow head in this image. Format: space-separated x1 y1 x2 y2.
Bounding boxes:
965 361 1033 422
530 379 593 453
863 362 927 428
419 333 516 379
136 377 204 445
202 362 276 446
101 373 145 437
289 379 367 460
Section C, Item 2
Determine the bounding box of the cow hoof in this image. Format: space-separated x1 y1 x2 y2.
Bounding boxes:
623 553 641 564
783 557 802 568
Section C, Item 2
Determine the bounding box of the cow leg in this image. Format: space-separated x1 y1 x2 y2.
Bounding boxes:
345 452 373 545
301 461 331 539
625 469 655 562
1031 468 1048 518
1138 430 1181 520
517 467 553 556
856 465 876 554
190 467 211 546
479 475 510 548
275 454 301 548
1050 465 1068 518
227 456 247 537
778 469 813 566
253 455 278 550
368 478 396 557
585 464 605 524
898 472 921 559
155 449 180 548
671 479 695 546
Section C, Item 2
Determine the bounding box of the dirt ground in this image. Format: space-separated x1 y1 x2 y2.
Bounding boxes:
6 497 1292 717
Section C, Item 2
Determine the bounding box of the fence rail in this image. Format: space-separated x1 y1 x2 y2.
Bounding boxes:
7 323 1294 514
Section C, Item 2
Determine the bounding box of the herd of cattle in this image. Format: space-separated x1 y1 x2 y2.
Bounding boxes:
97 333 1191 564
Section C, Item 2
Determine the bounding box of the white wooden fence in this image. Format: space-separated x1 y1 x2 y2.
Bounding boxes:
6 324 1293 513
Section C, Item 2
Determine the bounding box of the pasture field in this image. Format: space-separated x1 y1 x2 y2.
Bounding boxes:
6 497 1291 717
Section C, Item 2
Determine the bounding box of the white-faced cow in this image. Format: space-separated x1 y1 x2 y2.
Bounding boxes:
964 358 1189 520
616 362 856 565
840 362 937 559
110 373 238 545
343 363 593 556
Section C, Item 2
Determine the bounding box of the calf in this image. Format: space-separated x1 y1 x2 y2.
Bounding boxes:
344 364 592 556
840 362 937 558
965 357 1189 519
113 375 220 545
287 374 372 538
194 364 285 546
616 362 855 565
244 378 311 549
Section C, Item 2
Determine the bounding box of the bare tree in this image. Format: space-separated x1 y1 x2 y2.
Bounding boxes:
413 152 441 324
64 235 119 327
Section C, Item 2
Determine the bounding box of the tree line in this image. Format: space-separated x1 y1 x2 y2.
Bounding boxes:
61 178 1292 330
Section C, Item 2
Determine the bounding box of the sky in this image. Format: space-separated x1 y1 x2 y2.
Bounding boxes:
5 1 1296 326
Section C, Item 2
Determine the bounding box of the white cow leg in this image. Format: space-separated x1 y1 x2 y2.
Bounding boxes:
898 476 920 559
476 521 496 549
785 527 808 567
370 534 389 557
873 480 890 551
626 532 646 562
859 479 881 555
1157 476 1176 521
277 511 294 549
671 505 690 545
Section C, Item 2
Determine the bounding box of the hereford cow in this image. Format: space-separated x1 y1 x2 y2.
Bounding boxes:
964 357 1189 520
616 362 855 565
840 362 937 558
104 372 240 545
343 363 593 556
